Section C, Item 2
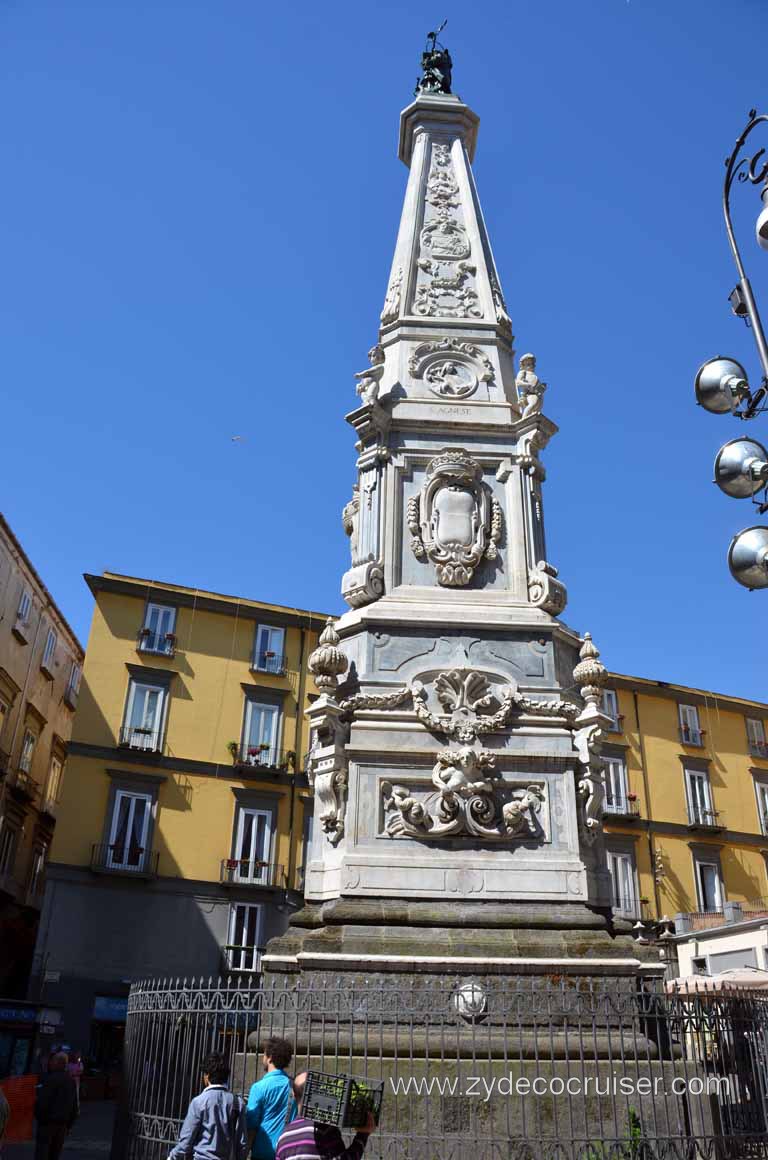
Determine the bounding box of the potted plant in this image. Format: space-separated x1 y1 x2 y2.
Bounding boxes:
627 792 637 802
227 741 239 763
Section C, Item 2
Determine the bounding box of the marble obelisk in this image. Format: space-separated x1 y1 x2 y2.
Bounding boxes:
264 49 654 985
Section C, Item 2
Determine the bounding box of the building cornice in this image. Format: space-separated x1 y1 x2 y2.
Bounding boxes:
607 671 768 715
84 573 330 631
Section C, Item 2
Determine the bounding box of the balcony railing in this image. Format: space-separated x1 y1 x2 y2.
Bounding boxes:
749 738 768 759
679 725 705 747
90 843 159 878
235 746 296 773
220 859 286 887
603 797 641 819
63 683 79 710
687 807 724 830
39 796 58 820
119 725 163 752
137 628 176 658
221 944 265 973
8 768 38 800
251 651 287 676
611 896 648 921
0 748 10 777
12 617 31 645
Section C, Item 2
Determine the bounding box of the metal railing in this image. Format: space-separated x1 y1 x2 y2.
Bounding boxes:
603 796 641 818
63 683 79 710
137 629 177 657
610 895 648 920
749 738 768 759
119 725 163 752
250 651 287 676
679 725 705 747
8 768 38 799
235 746 296 773
219 860 286 888
119 975 768 1160
687 806 724 829
90 843 159 877
220 945 265 973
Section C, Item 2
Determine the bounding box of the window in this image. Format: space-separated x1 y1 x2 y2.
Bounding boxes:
685 768 716 826
19 729 37 773
226 903 262 971
0 824 18 877
607 851 638 918
28 843 48 896
252 626 286 675
747 717 768 759
694 858 723 912
139 604 176 656
242 700 280 766
756 781 768 837
232 808 273 883
108 790 153 870
17 590 31 623
600 690 621 731
679 704 703 746
67 663 81 696
41 629 57 675
0 696 8 739
46 756 63 805
603 755 629 814
121 680 167 751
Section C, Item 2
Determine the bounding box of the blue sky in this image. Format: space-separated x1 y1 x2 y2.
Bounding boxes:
2 0 767 700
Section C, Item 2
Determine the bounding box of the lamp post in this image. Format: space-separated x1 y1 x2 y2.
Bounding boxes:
695 110 768 589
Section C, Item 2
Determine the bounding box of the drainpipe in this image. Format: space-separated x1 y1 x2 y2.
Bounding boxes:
287 626 308 891
633 689 662 919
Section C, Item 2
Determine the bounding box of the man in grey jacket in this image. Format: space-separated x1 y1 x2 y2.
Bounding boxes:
169 1053 247 1160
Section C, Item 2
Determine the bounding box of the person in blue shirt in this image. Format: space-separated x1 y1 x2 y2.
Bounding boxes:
246 1037 294 1160
168 1052 247 1160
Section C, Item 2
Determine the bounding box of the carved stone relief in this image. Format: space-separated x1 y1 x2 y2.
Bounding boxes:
380 267 403 324
354 344 385 405
527 560 568 616
407 450 502 586
382 749 546 841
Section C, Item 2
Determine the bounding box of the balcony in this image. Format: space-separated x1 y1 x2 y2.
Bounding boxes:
39 796 58 821
679 725 705 748
602 796 641 821
221 944 265 974
25 877 46 909
90 843 159 878
8 768 38 801
611 896 649 921
0 749 10 777
234 746 296 774
749 739 768 760
686 807 725 832
137 628 176 658
63 683 79 711
220 859 286 888
250 651 287 677
12 617 31 645
119 725 163 753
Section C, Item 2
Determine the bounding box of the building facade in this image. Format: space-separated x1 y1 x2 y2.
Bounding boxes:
31 572 325 1064
600 674 768 947
0 514 84 1006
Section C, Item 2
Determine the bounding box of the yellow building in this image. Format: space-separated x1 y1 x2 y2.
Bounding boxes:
600 674 768 938
32 572 325 1064
0 513 84 1009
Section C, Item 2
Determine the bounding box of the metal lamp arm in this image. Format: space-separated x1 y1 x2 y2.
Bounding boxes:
723 112 768 389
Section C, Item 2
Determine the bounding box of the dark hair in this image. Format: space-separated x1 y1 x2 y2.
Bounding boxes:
262 1037 293 1070
202 1053 230 1085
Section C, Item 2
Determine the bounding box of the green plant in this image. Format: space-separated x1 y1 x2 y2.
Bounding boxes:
227 741 239 761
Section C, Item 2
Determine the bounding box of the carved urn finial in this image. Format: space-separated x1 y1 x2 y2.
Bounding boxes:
572 632 607 705
308 618 349 694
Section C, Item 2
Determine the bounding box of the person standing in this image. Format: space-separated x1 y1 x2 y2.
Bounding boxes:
66 1053 84 1109
245 1038 293 1160
34 1053 78 1160
274 1073 376 1160
168 1052 247 1160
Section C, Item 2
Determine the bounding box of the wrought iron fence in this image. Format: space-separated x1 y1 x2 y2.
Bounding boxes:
117 974 768 1160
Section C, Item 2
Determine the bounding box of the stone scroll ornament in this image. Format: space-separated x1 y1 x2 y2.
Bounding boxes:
306 620 350 845
571 633 610 844
407 450 502 586
382 748 544 841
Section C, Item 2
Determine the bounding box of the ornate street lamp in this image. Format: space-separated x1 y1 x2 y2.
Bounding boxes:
696 110 768 588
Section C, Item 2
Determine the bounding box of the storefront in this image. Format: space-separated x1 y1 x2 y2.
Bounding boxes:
0 1001 61 1078
89 994 128 1074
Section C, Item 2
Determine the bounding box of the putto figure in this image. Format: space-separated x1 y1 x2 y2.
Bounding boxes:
415 23 452 95
515 352 547 419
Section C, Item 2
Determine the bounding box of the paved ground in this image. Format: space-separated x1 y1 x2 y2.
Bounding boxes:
5 1101 116 1160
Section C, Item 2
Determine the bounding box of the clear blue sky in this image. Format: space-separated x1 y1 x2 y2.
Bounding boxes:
2 0 767 700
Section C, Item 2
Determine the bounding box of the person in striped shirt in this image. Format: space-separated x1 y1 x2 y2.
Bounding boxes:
274 1073 376 1160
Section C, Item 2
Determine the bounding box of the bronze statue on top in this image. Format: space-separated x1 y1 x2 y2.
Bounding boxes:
415 22 452 96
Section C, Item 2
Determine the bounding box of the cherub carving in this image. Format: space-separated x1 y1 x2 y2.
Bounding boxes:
355 345 385 405
515 353 547 419
431 748 497 801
